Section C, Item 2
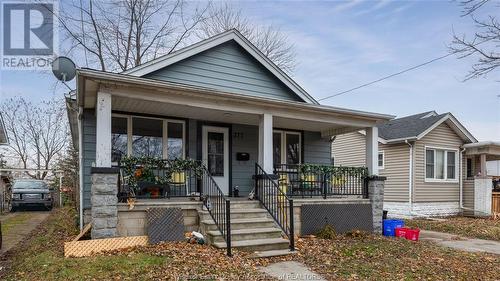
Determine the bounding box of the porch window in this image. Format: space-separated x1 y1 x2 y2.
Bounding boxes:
132 117 163 158
167 122 184 160
111 116 128 163
466 158 473 178
425 148 457 181
111 114 185 161
273 130 301 165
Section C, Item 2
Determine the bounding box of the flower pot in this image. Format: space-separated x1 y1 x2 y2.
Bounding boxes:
171 172 186 184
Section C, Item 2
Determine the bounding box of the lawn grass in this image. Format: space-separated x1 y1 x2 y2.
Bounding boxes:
1 213 32 235
2 208 167 281
2 208 499 280
294 234 499 280
405 216 500 241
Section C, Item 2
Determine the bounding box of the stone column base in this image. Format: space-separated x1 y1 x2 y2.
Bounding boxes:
367 176 386 234
91 167 119 239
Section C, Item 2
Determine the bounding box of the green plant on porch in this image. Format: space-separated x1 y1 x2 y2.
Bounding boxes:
297 164 368 188
120 156 203 192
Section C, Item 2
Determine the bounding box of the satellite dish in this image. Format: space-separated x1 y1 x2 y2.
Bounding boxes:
52 56 76 82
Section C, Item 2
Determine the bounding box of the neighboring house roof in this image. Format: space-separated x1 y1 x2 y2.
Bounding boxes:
370 111 477 144
0 113 8 145
122 29 318 104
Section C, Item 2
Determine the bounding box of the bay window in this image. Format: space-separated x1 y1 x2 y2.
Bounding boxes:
111 114 185 163
425 147 457 181
273 130 301 165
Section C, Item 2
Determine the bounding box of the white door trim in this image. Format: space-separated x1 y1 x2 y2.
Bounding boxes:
202 126 230 195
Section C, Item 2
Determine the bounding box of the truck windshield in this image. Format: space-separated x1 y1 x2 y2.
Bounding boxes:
13 181 47 189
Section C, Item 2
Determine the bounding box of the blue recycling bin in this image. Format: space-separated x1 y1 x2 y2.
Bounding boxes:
383 219 404 236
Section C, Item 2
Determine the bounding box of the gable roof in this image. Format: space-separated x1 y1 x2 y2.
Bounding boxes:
122 29 318 104
374 111 477 143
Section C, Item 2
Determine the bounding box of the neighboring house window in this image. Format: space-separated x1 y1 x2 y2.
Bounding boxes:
378 151 384 169
425 147 458 181
273 130 301 165
111 114 185 163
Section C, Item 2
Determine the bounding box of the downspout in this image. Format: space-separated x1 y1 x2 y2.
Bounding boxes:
405 140 413 216
78 106 84 230
459 147 466 210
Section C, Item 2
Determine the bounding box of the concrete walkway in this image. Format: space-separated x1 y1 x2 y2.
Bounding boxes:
420 230 500 255
0 211 50 254
259 261 326 281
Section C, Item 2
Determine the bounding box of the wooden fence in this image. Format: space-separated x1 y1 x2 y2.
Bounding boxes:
492 192 500 215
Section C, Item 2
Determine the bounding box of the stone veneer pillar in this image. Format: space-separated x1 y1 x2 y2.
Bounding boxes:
474 176 492 217
91 167 119 239
367 176 386 234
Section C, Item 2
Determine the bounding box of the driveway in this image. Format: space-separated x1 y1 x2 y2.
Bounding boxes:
420 230 500 255
0 211 50 254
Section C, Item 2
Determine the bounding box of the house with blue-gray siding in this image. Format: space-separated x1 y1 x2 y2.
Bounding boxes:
67 29 394 255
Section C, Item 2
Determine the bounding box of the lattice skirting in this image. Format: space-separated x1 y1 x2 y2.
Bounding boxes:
64 236 148 257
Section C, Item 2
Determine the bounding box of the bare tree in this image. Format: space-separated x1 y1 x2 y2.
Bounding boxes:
55 1 296 73
199 3 296 73
0 97 69 179
450 0 500 80
56 0 211 72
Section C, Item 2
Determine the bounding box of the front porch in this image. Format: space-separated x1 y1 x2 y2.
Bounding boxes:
73 69 392 250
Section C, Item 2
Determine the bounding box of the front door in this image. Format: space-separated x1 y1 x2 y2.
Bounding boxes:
202 126 229 195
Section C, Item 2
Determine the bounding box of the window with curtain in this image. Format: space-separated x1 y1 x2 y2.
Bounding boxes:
111 117 127 163
425 148 457 181
132 117 163 158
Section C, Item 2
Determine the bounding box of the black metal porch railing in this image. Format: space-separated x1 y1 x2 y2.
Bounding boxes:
254 163 294 251
274 164 369 199
117 159 201 200
200 165 232 256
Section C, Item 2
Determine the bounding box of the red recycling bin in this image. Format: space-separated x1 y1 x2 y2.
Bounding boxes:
405 228 420 241
395 227 409 238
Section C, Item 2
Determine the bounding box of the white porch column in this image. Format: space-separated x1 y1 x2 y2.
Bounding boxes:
480 154 487 176
366 126 379 175
95 91 112 167
258 113 273 173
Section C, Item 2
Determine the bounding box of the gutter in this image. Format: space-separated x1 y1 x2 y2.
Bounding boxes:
78 106 84 230
405 140 413 216
459 147 466 211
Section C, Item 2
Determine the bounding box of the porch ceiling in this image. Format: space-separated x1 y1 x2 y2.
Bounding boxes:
112 96 350 133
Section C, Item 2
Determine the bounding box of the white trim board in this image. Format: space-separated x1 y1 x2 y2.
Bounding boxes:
122 29 318 104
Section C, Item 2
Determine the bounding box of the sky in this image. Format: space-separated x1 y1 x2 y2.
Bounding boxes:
1 0 499 141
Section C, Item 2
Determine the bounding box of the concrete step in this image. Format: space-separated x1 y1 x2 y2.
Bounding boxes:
250 249 296 258
198 209 269 220
200 217 276 231
227 200 261 209
206 227 283 243
213 237 290 252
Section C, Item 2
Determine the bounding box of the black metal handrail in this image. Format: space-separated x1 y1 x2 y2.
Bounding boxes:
254 163 294 251
274 164 369 199
200 165 232 256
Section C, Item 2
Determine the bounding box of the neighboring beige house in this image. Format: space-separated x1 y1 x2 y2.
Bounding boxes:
332 111 500 217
